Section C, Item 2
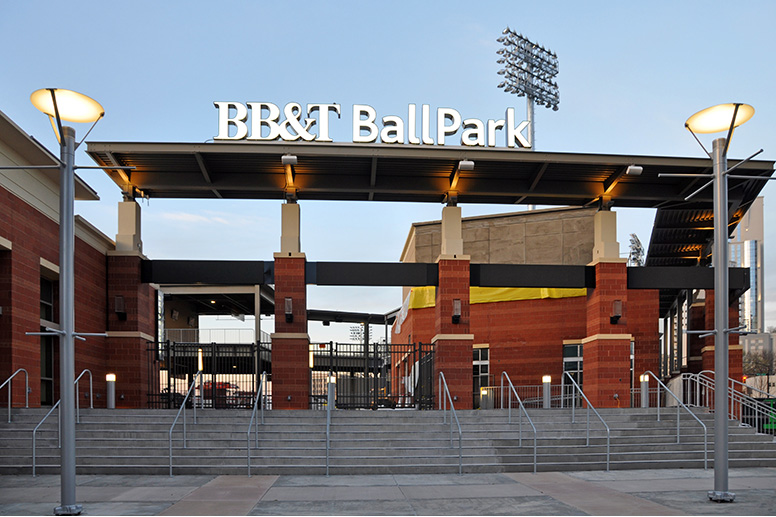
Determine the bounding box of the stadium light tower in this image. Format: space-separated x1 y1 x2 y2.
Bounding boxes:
496 27 559 150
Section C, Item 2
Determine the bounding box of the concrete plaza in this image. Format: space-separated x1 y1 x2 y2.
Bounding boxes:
0 468 774 515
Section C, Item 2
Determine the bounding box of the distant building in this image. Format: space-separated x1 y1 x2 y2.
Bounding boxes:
730 197 765 332
741 333 774 356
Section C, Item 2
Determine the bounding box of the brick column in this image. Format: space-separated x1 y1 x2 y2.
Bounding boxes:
687 299 706 374
629 289 660 379
700 290 743 379
271 254 309 409
433 258 473 409
583 260 631 408
106 253 156 408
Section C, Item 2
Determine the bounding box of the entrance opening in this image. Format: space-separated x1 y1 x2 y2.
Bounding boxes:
310 342 434 410
147 341 269 409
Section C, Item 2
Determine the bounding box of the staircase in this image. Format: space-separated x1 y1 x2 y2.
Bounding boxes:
1 407 775 475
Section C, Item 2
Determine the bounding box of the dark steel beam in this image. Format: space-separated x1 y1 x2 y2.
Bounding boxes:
627 266 749 291
470 264 595 288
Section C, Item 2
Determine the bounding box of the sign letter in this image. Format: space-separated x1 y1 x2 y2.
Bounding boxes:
461 118 485 147
214 102 248 140
381 115 404 144
307 103 341 142
247 102 280 141
353 105 378 143
437 108 461 146
421 104 433 145
505 108 530 148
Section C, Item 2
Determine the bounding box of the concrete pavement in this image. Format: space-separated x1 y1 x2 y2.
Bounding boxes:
0 468 774 515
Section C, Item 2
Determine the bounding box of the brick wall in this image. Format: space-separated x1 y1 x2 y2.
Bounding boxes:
434 259 473 409
272 256 309 409
106 254 156 408
393 262 664 409
0 185 111 407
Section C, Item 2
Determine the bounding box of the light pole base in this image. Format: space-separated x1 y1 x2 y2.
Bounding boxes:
708 491 736 503
54 504 83 515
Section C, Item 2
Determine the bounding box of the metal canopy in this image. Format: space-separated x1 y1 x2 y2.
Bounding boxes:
87 140 773 284
86 140 773 208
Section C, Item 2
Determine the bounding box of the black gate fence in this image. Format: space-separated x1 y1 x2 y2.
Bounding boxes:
146 341 271 409
310 342 434 410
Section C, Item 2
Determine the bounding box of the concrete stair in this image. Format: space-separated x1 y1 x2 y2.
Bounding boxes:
0 406 774 475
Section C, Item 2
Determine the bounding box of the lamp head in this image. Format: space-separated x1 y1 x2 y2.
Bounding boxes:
685 103 754 134
30 88 104 123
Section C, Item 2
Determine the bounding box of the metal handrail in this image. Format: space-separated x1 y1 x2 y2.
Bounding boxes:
500 372 538 473
32 401 60 477
689 371 775 437
438 372 462 475
168 370 203 476
563 372 610 471
31 368 92 476
1 368 29 422
246 372 267 476
643 370 707 470
698 369 772 419
74 369 93 424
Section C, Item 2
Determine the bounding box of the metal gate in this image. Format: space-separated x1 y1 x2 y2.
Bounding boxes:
310 342 434 410
146 341 271 409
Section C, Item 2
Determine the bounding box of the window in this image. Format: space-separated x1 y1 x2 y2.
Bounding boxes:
472 345 490 408
563 343 583 386
40 277 54 322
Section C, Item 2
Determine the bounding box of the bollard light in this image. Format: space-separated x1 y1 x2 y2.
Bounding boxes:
106 373 116 409
542 375 551 409
640 374 649 409
197 348 204 372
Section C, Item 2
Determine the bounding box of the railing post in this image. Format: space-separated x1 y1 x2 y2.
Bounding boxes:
586 405 590 446
657 384 662 422
676 403 681 444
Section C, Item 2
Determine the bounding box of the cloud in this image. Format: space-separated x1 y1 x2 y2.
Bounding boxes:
157 210 270 228
160 212 216 224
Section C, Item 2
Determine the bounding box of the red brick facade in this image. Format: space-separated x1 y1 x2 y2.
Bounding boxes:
0 185 119 407
271 256 309 409
394 260 666 409
105 254 157 408
700 290 743 382
433 259 474 409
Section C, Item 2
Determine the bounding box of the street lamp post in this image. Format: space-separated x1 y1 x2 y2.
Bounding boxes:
29 88 106 516
665 102 772 503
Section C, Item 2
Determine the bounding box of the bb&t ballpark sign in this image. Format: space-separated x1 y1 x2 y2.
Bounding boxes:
214 102 531 148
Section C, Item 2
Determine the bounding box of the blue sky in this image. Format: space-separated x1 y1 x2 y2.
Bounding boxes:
2 1 774 341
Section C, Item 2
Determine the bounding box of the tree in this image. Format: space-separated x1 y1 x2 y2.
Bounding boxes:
743 350 775 394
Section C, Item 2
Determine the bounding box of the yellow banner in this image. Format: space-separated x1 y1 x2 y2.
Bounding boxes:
408 286 587 309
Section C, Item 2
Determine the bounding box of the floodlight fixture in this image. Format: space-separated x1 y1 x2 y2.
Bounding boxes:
30 88 104 147
496 27 560 150
30 88 104 123
685 103 754 134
